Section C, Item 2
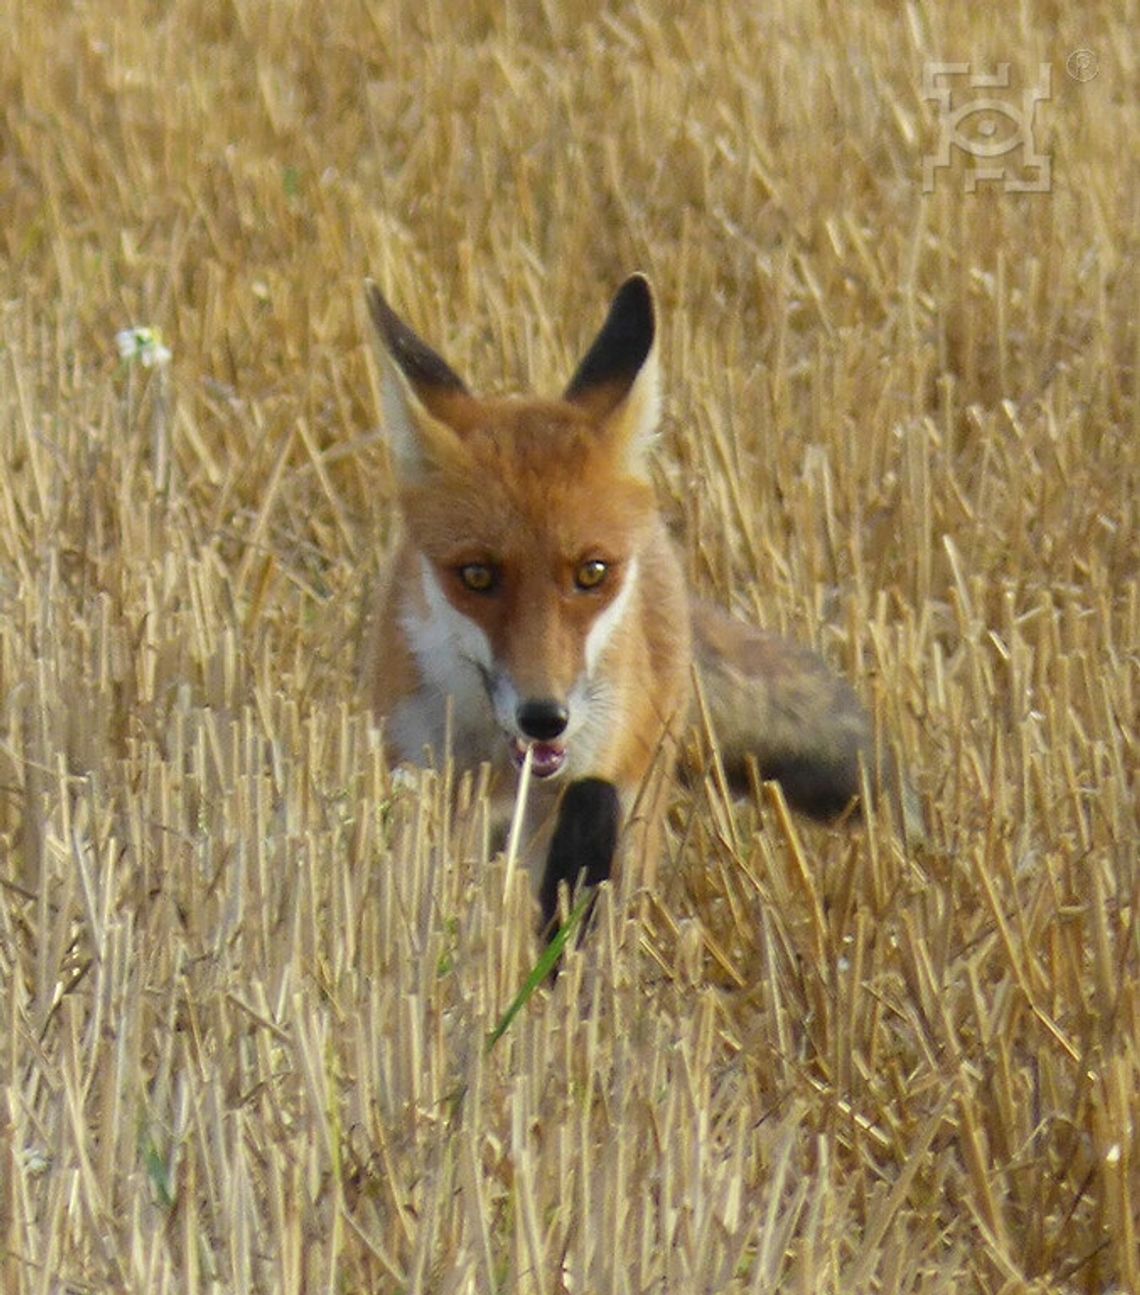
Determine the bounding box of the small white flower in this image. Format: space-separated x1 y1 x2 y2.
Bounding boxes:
116 326 172 368
390 766 420 794
21 1146 51 1175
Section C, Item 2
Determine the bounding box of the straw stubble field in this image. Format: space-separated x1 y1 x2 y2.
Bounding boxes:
1 1 1137 1291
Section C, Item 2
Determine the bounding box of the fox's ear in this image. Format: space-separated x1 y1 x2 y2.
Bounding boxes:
365 280 472 479
563 274 660 474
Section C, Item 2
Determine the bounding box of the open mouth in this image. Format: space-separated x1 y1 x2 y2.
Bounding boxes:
510 737 567 780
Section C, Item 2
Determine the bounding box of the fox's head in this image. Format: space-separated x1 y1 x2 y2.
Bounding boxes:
366 275 665 783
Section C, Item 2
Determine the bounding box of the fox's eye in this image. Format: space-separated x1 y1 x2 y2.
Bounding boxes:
457 562 498 593
574 559 609 591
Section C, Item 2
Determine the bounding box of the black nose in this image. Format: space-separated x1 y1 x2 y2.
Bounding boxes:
517 698 569 741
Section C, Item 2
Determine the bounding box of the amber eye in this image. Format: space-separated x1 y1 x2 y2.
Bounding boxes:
458 562 497 593
574 559 609 591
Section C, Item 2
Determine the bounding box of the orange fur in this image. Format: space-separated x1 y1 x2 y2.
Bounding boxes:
361 276 915 909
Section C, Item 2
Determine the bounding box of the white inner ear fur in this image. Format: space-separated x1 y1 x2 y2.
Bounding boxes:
379 353 459 481
604 343 661 477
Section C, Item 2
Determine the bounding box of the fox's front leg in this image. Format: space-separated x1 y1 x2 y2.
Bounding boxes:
538 778 622 939
537 721 681 941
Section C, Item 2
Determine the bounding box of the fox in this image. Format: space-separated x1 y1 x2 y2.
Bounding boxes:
360 274 913 929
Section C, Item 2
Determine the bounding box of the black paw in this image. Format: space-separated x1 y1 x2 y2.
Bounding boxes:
539 778 620 940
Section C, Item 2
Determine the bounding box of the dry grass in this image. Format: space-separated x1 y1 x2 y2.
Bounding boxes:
1 1 1137 1290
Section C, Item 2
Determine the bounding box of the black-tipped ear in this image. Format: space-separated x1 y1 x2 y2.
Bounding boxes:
364 280 473 481
365 280 469 399
562 276 661 477
563 274 655 410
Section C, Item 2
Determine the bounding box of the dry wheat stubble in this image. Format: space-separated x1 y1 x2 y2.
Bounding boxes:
1 0 1138 1291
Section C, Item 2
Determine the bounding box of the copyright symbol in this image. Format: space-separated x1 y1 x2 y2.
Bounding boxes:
1066 48 1099 82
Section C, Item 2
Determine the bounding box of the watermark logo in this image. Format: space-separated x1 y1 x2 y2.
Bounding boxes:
1065 48 1099 82
922 62 1052 193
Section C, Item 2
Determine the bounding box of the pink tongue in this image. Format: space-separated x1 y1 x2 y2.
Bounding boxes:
524 742 565 778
